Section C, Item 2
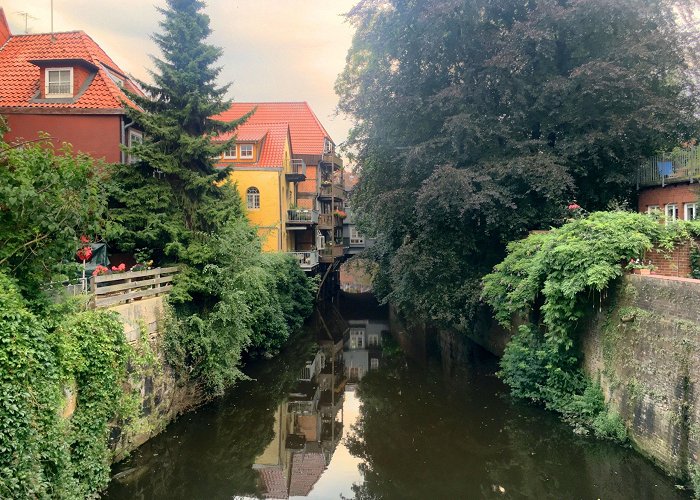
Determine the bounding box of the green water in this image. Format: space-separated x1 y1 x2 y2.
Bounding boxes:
106 294 689 499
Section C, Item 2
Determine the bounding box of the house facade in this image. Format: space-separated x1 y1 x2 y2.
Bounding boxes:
637 146 700 222
214 102 347 277
0 9 142 163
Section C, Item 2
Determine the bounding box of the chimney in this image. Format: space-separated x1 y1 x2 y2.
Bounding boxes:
0 8 11 46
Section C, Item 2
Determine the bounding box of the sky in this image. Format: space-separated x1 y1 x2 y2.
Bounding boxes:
3 0 358 144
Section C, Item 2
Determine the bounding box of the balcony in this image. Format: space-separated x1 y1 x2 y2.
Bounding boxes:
286 158 307 182
286 209 318 227
288 251 319 271
638 148 700 187
319 183 345 200
321 152 343 169
318 213 334 230
319 245 345 263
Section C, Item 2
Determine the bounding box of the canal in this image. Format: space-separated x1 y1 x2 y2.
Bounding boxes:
107 293 689 499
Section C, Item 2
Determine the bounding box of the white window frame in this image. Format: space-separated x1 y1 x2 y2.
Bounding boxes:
685 202 697 221
368 334 379 347
665 203 679 223
349 328 365 349
370 358 379 370
45 67 73 98
647 205 660 214
223 146 237 159
240 144 254 159
350 226 365 245
246 187 260 210
127 129 143 164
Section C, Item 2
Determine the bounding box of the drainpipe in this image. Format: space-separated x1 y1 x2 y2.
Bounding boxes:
278 171 284 251
120 117 134 164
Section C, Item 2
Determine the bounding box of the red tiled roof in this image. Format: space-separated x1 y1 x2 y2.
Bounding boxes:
215 122 290 167
258 466 289 499
288 452 326 496
0 30 141 111
214 102 333 156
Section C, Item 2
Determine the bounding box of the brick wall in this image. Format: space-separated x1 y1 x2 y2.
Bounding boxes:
645 240 698 278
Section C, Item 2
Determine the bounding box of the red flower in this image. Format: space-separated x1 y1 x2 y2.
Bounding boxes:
92 265 109 276
567 203 581 210
76 246 93 262
80 234 91 243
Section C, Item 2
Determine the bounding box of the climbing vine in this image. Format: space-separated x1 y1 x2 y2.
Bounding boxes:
0 272 133 498
483 211 700 438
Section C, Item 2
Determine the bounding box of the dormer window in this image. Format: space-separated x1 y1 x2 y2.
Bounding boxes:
240 144 254 159
223 146 237 159
45 67 73 97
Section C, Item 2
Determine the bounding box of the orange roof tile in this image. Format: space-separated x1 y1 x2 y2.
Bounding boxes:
0 30 141 111
214 102 333 156
215 122 290 168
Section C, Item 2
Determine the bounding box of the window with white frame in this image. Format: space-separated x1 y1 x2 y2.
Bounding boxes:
45 68 73 97
370 358 379 370
368 334 379 347
246 187 260 209
240 144 254 159
223 146 237 159
127 129 143 164
665 203 679 222
647 205 660 214
350 226 365 245
685 203 697 220
349 328 365 349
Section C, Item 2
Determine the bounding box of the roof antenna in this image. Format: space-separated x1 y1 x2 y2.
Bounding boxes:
15 11 38 33
50 0 55 42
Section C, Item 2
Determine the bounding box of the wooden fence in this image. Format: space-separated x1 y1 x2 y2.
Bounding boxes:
92 267 178 309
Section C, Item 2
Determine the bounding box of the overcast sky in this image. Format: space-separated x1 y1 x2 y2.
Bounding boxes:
3 0 357 144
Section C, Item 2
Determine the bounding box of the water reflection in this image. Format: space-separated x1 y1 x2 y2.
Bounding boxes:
107 294 689 500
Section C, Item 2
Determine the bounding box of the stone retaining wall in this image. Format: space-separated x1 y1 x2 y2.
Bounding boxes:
581 275 700 479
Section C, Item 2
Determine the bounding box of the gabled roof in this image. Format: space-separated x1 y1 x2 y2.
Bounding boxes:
0 29 141 112
215 122 291 167
214 102 333 156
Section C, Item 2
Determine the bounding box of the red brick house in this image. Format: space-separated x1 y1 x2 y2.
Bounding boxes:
0 8 142 163
637 146 700 221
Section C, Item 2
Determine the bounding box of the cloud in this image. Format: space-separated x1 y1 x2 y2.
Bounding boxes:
3 0 356 143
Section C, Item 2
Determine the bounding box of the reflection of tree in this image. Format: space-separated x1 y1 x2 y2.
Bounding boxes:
345 351 687 500
107 329 317 499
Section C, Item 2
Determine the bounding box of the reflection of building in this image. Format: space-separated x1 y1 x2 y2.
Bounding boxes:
343 319 388 382
254 345 345 499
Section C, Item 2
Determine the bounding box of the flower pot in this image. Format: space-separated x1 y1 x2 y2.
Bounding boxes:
633 268 651 275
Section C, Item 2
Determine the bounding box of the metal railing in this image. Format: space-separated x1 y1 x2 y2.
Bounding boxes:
300 351 326 381
287 209 319 224
638 147 700 187
288 251 319 270
318 213 334 228
319 184 345 199
290 158 307 176
92 266 178 309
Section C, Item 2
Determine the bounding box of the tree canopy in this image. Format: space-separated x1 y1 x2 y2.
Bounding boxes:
337 0 700 326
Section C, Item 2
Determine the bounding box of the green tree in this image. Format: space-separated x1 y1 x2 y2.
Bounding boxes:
108 0 315 393
337 0 699 326
0 121 108 299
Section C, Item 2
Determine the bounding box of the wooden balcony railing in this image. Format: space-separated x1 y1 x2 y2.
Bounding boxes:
319 184 345 199
92 266 178 308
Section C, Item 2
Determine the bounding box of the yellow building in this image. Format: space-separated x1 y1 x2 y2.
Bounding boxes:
215 122 310 252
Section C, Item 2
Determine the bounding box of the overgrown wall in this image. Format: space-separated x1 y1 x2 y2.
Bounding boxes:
105 297 204 461
581 275 700 479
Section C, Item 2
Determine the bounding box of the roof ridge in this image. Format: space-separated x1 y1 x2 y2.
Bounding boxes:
11 30 84 37
77 32 131 110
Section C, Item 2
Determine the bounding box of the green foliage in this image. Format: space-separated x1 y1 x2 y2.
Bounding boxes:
0 272 131 498
483 211 700 438
337 0 699 327
690 245 700 279
106 0 315 395
0 129 108 298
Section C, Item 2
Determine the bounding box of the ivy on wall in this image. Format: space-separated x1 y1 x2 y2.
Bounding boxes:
0 272 133 498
